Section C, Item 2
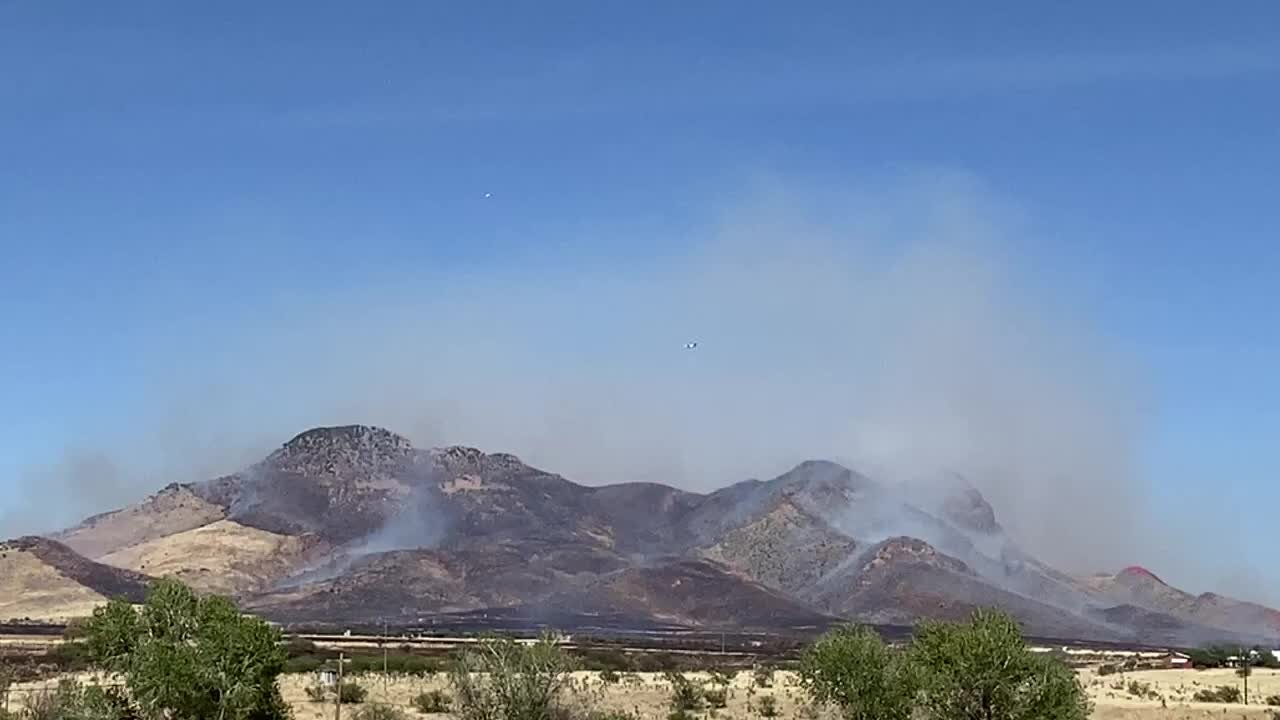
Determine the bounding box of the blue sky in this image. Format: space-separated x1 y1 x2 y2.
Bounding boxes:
2 2 1278 601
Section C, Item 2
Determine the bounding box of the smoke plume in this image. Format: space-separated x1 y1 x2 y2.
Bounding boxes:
5 171 1258 601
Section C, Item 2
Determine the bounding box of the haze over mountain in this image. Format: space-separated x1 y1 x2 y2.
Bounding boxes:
6 425 1276 648
5 2 1279 622
6 178 1274 610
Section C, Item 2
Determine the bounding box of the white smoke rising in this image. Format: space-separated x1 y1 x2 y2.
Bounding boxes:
7 171 1255 600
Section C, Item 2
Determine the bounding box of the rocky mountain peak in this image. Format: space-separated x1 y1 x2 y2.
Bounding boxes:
778 459 877 500
429 445 486 464
283 425 413 453
269 425 415 476
428 446 528 476
1118 565 1167 586
862 536 972 575
940 486 1000 534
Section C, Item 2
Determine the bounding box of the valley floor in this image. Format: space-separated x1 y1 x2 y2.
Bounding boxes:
6 669 1279 719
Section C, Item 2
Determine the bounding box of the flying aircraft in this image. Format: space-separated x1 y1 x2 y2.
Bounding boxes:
684 342 698 350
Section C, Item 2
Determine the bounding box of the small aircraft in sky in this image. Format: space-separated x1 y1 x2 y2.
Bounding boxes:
684 341 698 350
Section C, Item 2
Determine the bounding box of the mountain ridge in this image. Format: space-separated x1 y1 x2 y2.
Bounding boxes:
9 424 1278 646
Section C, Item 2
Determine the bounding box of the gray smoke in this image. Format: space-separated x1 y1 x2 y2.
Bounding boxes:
274 489 451 588
3 172 1265 603
353 484 450 556
1 451 136 535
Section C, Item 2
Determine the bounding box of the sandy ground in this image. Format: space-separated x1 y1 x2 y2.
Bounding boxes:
8 669 1279 719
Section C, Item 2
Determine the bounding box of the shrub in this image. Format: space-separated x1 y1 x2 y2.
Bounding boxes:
284 655 326 674
708 669 734 687
631 653 683 673
577 648 633 672
62 618 91 641
305 684 328 703
41 640 94 673
349 653 439 676
353 703 406 720
1127 680 1154 698
285 638 319 656
338 681 368 704
752 665 774 689
1192 685 1241 703
598 668 620 685
664 672 704 712
20 679 134 720
703 687 728 709
413 689 452 714
1255 649 1280 669
1097 664 1118 676
1265 694 1280 706
449 632 574 720
755 695 779 718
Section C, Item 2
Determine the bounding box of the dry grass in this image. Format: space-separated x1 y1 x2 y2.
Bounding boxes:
1083 667 1280 719
98 520 310 595
0 550 107 622
274 668 1280 720
278 670 834 720
8 667 1279 719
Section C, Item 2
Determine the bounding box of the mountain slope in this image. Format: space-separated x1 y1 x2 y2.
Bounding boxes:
0 537 151 621
97 520 322 595
804 537 1115 640
546 558 833 628
56 484 226 559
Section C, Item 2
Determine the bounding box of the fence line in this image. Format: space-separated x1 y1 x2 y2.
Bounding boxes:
4 683 128 694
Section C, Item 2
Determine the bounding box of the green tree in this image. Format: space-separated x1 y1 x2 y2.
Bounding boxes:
1253 648 1280 670
86 578 289 720
797 624 915 720
448 633 574 720
909 610 1090 720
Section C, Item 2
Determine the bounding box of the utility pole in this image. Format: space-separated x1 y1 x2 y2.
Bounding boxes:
1243 649 1250 705
2 662 10 717
382 619 389 696
335 652 344 720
